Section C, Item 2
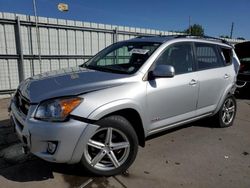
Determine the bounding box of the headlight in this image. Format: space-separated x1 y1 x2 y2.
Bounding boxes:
35 97 82 121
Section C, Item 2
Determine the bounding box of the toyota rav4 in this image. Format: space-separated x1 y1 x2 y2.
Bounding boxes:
10 35 239 176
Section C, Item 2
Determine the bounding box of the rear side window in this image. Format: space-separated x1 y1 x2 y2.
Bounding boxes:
220 47 232 65
195 43 224 70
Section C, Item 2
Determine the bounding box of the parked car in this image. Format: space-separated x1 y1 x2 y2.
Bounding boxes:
10 35 239 176
235 41 250 94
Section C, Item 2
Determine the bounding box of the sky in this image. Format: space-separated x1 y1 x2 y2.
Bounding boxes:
0 0 249 39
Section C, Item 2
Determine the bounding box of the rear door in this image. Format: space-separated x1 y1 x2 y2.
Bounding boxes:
194 42 231 114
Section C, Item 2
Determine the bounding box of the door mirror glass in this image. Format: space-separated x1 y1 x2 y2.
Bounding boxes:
152 64 175 78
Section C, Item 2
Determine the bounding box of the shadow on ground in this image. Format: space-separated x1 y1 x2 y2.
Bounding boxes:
146 117 216 141
0 111 230 187
0 119 93 183
0 118 125 188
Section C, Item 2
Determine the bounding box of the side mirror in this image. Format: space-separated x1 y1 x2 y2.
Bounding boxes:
151 64 175 79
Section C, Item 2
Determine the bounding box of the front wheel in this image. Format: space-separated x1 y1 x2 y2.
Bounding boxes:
80 115 138 176
214 95 237 128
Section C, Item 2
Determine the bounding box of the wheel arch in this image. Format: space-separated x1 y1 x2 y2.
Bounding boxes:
213 83 236 115
102 108 146 147
88 100 146 147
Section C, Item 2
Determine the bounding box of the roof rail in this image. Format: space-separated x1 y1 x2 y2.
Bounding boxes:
135 35 178 40
174 35 232 46
135 34 233 46
135 35 155 38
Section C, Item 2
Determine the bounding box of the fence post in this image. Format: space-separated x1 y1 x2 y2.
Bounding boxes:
14 16 25 83
113 27 118 44
112 28 118 64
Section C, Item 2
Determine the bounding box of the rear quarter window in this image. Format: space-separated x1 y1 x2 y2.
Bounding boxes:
195 43 224 70
220 47 233 65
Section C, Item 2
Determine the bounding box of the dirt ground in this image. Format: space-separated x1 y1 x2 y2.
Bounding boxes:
0 96 250 188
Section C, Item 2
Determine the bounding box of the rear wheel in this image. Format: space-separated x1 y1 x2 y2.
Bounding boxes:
80 115 138 176
214 95 237 128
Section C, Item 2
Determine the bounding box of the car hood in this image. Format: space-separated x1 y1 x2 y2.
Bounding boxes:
235 41 250 59
18 67 130 103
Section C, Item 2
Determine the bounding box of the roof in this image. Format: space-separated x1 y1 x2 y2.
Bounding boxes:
127 35 232 46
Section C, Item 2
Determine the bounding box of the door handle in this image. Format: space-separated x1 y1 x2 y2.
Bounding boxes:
224 74 230 79
189 79 197 86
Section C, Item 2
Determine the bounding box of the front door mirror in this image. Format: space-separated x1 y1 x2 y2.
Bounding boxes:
151 64 175 78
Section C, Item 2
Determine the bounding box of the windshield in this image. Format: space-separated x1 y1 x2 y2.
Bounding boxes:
82 42 160 74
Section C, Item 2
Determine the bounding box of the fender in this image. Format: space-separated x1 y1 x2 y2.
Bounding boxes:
87 99 148 135
69 123 100 164
213 83 235 115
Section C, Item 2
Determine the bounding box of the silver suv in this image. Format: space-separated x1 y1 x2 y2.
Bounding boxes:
10 35 239 176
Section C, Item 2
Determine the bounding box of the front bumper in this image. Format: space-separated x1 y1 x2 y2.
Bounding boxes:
10 100 97 164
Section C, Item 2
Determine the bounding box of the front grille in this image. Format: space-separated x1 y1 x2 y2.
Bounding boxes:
14 91 30 116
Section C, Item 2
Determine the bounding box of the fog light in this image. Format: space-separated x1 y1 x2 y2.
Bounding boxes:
47 141 58 154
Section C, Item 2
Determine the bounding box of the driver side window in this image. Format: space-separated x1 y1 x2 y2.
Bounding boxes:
155 42 195 74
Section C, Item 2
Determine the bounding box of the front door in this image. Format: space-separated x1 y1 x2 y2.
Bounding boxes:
146 42 199 133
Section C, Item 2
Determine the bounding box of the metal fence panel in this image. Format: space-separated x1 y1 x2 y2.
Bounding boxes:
0 25 6 54
5 24 16 54
0 59 10 90
84 31 91 55
0 11 245 94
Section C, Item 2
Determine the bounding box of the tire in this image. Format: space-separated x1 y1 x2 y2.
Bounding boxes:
213 95 237 128
80 115 138 176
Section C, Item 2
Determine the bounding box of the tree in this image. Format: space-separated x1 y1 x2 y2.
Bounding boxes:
237 37 245 40
184 24 204 36
220 35 230 39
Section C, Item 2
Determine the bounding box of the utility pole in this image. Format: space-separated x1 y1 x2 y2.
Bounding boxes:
189 16 191 35
230 22 234 39
15 17 25 82
32 0 42 74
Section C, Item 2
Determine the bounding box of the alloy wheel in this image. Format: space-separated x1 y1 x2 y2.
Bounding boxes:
84 127 130 171
221 98 235 125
